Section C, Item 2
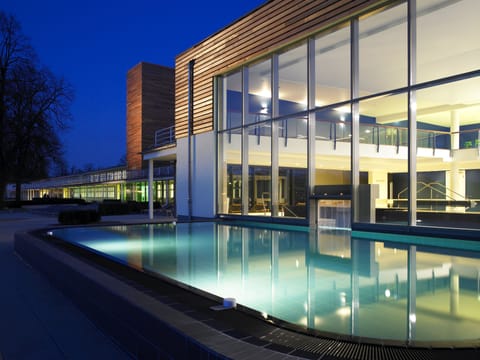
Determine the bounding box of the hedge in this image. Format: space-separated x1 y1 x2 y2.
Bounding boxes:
58 209 101 225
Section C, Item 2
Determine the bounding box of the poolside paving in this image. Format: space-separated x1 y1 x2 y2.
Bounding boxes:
0 209 137 360
2 208 319 359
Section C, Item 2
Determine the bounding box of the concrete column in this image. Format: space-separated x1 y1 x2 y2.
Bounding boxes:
241 67 249 215
449 163 465 201
148 159 154 220
271 55 279 217
451 110 460 150
449 111 464 201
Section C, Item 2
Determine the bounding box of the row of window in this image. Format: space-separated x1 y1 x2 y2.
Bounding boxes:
22 180 175 204
216 0 480 229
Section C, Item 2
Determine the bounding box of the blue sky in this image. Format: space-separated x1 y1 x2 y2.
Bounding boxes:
2 0 265 170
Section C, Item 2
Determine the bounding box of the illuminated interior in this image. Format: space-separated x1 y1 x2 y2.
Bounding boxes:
216 0 480 230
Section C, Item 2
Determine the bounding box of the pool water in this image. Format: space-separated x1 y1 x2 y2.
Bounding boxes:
51 222 480 345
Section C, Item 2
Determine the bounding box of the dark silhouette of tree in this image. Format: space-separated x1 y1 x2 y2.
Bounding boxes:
0 11 73 203
0 12 31 203
51 158 70 177
8 61 73 200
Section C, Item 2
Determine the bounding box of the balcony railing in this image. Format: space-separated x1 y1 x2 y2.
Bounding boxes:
275 116 453 154
126 165 175 181
21 167 127 189
452 128 480 149
154 126 175 148
223 109 480 153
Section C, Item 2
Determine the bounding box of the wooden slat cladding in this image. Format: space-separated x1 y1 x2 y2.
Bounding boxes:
127 62 174 170
126 64 143 171
141 63 175 151
175 0 388 139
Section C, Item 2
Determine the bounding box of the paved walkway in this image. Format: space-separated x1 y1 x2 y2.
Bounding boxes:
0 209 170 360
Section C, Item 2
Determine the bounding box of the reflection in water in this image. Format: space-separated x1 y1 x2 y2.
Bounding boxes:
53 222 480 344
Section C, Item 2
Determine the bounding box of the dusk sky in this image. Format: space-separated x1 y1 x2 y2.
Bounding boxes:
2 0 265 171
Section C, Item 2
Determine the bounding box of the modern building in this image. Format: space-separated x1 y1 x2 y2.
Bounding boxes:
144 0 480 232
125 62 175 204
16 0 480 233
11 1 480 356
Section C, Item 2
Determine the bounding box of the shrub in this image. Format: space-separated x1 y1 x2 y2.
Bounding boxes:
98 200 147 215
58 209 101 225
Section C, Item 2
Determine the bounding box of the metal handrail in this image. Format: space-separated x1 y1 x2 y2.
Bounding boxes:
126 165 175 181
154 126 175 148
221 110 480 154
282 204 299 217
397 181 468 201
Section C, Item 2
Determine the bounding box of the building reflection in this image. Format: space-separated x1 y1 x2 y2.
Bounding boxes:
96 222 480 344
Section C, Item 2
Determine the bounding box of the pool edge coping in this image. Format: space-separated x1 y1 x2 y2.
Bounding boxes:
13 228 309 359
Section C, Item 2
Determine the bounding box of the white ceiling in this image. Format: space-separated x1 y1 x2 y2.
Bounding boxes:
249 0 480 128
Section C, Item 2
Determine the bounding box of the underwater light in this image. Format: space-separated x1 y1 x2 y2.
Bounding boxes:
336 306 351 317
86 240 145 253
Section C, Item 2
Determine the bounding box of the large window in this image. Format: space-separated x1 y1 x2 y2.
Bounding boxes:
417 0 480 83
216 0 480 230
278 43 308 117
217 42 310 219
218 128 242 214
358 92 409 224
314 24 352 226
276 115 307 218
222 71 242 130
247 59 271 124
248 123 271 216
315 25 350 106
415 77 480 220
359 2 407 93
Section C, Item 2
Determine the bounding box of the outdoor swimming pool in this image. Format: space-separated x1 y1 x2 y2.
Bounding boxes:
50 221 480 346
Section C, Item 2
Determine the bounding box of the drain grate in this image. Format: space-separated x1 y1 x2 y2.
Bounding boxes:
260 329 434 360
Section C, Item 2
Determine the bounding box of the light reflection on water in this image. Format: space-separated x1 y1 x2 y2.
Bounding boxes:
52 222 480 344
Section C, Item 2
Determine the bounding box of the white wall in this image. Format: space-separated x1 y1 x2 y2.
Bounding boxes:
176 132 216 219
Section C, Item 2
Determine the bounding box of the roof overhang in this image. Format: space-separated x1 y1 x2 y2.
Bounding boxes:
143 145 177 162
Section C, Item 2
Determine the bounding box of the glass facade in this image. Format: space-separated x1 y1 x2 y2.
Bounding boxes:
416 0 480 83
217 0 480 230
22 167 175 205
359 2 407 93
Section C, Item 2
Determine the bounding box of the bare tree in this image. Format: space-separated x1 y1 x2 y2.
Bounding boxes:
0 12 33 203
0 11 73 203
8 61 73 200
